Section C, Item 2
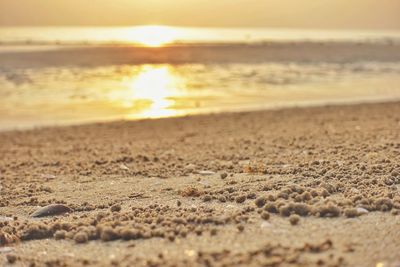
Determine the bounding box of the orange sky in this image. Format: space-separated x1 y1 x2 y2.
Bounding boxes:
1 0 400 29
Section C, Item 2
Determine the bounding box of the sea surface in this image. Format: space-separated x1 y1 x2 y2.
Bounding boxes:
1 26 400 130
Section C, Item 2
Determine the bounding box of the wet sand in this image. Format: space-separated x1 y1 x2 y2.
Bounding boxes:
0 102 399 266
2 42 400 69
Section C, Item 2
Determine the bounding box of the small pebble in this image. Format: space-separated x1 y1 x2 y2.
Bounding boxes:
218 196 226 202
31 204 72 217
236 195 246 203
220 173 228 179
100 227 119 241
74 232 89 244
289 214 300 225
110 204 121 212
255 197 266 208
203 195 212 202
54 230 67 240
261 212 270 220
6 254 17 264
247 192 257 199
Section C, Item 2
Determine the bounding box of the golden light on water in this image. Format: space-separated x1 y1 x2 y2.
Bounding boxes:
124 65 182 118
129 25 178 47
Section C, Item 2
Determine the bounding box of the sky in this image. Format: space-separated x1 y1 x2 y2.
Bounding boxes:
1 0 400 29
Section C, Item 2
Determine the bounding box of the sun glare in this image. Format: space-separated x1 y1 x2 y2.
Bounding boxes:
130 25 178 47
125 65 182 117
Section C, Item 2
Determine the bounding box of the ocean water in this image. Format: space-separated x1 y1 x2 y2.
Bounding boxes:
1 26 400 130
2 26 400 46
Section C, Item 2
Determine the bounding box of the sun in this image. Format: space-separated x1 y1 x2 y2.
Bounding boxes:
130 25 178 47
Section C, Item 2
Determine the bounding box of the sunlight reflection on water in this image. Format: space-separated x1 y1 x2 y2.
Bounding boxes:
115 65 181 118
128 66 180 117
1 62 400 130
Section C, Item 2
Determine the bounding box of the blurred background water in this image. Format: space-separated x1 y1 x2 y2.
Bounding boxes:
1 26 400 130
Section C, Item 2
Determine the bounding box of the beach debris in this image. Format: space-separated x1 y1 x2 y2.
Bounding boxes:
128 192 148 200
356 207 369 215
0 232 19 246
350 188 360 194
198 170 215 176
184 164 196 172
31 204 72 217
260 221 272 229
198 180 210 187
184 250 196 257
302 239 333 253
0 247 14 253
220 172 228 179
242 160 267 174
119 164 129 170
179 186 203 197
344 207 369 218
0 216 13 222
40 174 56 180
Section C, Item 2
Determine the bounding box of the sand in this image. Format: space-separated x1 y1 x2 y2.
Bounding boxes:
0 101 399 266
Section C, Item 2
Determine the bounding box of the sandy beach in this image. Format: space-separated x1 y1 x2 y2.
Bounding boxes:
0 101 399 266
2 2 400 266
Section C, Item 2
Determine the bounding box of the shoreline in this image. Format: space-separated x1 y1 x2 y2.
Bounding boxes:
1 101 400 266
2 41 400 69
2 97 400 133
